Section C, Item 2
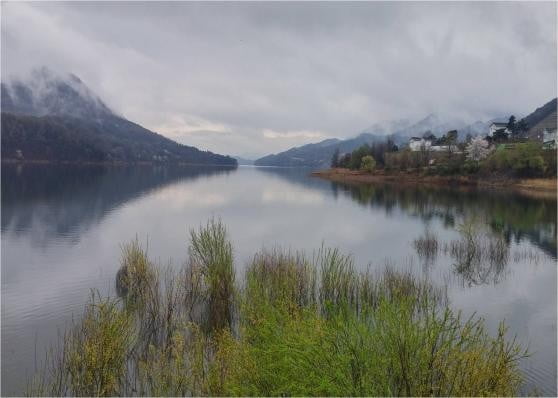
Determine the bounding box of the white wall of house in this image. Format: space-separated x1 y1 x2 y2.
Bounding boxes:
409 138 432 151
543 129 557 145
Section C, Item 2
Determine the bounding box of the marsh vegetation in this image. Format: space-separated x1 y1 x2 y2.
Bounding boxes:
27 218 529 397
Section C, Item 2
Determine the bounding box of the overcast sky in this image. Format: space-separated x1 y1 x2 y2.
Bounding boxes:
2 2 556 158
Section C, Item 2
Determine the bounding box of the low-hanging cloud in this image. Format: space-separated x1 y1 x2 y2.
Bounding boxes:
1 2 556 158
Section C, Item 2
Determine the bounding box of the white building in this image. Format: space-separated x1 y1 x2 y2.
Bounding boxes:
409 137 432 151
543 128 557 149
488 122 510 137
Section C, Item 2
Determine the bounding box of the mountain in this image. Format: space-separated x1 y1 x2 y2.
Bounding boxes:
1 67 237 165
234 156 254 166
254 138 341 168
524 98 557 140
254 114 471 168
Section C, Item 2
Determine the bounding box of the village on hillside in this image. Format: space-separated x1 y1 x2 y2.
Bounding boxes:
329 101 557 181
408 111 557 153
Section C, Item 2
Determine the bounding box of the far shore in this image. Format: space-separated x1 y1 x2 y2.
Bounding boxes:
312 168 557 199
1 159 238 168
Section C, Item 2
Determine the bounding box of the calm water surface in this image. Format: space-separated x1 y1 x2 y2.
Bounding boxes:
2 164 556 396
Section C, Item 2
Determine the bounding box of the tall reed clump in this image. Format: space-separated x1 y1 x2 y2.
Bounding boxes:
189 217 236 332
28 293 135 397
28 219 527 397
221 249 525 396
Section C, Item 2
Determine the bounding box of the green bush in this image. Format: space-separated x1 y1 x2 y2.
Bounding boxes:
360 155 376 173
482 142 548 177
462 160 480 174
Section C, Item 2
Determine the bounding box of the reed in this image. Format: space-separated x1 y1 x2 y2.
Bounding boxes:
28 292 135 397
28 220 527 397
189 218 236 332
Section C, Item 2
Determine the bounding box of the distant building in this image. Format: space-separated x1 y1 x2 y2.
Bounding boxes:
527 110 557 142
409 137 456 152
542 128 557 149
488 122 510 137
409 137 432 151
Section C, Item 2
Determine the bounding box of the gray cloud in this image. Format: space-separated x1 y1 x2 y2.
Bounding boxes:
2 2 556 158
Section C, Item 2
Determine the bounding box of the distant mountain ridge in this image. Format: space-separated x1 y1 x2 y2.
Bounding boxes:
1 67 237 165
255 99 556 168
255 114 474 168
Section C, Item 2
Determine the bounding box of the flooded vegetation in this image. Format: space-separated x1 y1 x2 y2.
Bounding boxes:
29 220 527 397
2 165 555 396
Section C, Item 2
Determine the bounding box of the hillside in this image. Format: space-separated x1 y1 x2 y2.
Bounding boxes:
255 114 473 168
524 98 557 140
1 68 237 165
255 99 556 168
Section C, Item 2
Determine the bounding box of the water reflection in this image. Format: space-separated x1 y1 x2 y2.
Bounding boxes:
330 181 557 258
1 165 556 396
1 164 236 245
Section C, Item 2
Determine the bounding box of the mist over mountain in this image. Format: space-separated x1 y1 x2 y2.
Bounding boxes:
255 114 474 168
255 99 555 168
1 68 237 165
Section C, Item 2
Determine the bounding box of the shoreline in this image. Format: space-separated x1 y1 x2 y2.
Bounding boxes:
1 159 238 168
311 168 557 198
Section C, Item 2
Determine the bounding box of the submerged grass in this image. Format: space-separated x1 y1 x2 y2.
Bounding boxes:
28 219 527 397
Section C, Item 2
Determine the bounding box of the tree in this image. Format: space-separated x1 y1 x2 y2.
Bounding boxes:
338 153 351 168
506 115 516 134
439 130 458 157
516 119 529 138
349 144 371 170
330 147 340 168
492 128 509 143
466 137 491 161
360 155 376 173
423 131 436 141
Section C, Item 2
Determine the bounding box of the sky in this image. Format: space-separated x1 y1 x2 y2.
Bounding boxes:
2 1 556 158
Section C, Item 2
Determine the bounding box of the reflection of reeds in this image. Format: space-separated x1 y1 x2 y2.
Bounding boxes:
413 230 439 260
28 220 527 397
512 248 542 264
444 220 510 286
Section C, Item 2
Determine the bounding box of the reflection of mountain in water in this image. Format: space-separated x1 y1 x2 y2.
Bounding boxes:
253 166 333 192
1 164 236 245
332 182 557 258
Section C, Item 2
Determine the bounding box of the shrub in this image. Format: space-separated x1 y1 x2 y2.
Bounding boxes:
482 142 548 177
360 155 376 173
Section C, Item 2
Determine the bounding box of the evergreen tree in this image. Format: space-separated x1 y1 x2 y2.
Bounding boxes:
506 115 516 134
330 147 340 168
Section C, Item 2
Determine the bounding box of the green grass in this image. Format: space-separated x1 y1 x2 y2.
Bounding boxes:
28 219 527 397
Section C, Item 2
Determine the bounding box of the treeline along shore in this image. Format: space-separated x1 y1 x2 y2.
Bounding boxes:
314 136 557 196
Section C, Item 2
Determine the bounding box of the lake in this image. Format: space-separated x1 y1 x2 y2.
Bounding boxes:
1 164 556 396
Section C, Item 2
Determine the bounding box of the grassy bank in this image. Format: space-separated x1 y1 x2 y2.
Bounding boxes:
29 219 527 397
312 168 557 197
